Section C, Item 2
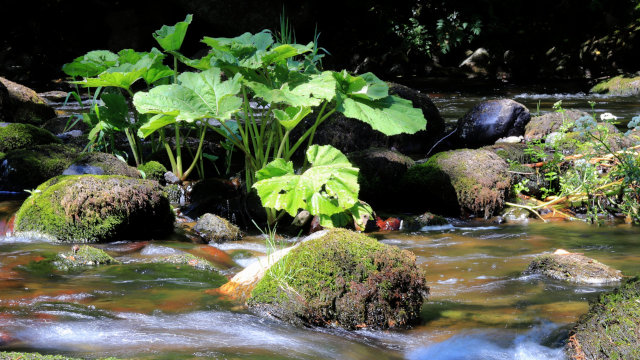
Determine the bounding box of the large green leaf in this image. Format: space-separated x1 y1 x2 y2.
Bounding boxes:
62 50 118 78
338 94 426 135
71 62 146 90
137 114 177 138
133 68 242 122
116 48 174 85
244 70 336 107
153 14 193 52
273 106 312 130
253 145 359 217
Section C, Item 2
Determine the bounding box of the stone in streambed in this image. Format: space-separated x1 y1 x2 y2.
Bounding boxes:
194 213 242 243
455 99 530 148
62 152 141 178
0 122 61 152
0 77 56 125
13 175 174 243
54 245 119 271
524 249 622 284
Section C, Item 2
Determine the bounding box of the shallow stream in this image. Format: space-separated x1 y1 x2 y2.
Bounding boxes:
1 84 639 359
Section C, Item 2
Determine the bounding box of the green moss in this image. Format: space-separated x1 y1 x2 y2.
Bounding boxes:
13 175 174 243
68 152 141 178
138 161 167 182
151 253 217 271
249 228 428 329
54 245 118 271
1 144 79 191
566 277 640 359
0 123 60 152
590 75 640 96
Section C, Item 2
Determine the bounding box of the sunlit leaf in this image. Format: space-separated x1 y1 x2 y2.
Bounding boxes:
62 50 118 78
273 106 312 130
153 14 193 52
137 114 177 138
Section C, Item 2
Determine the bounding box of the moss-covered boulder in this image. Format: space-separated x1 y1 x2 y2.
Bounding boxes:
347 147 415 209
590 75 640 96
248 228 428 330
0 122 61 152
54 245 119 271
0 77 56 125
524 110 591 141
150 253 217 271
403 212 449 230
402 149 511 218
566 277 640 359
138 161 168 182
62 152 141 178
13 175 174 243
194 213 242 243
0 143 79 192
524 251 622 284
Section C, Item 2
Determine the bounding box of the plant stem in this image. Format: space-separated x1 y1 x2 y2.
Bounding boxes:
181 125 207 180
160 129 177 175
276 129 291 159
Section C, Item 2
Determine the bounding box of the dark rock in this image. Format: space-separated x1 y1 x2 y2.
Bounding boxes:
0 122 61 152
0 77 56 125
402 149 511 218
306 82 444 155
13 175 174 243
403 212 449 231
524 110 591 141
0 143 80 192
63 152 141 178
456 99 531 148
459 48 491 77
524 250 622 284
194 213 242 243
347 147 415 209
566 277 640 360
248 228 428 329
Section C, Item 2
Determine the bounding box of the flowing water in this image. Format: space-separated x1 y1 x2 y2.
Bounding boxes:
1 85 639 359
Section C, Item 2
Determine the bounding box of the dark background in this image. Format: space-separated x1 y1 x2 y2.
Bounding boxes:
2 0 639 90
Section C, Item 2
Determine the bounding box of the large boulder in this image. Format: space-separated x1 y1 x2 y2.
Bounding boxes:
0 143 79 192
402 149 511 218
0 122 61 152
524 250 622 284
0 77 56 125
590 75 640 96
524 110 591 141
248 228 428 329
13 175 174 243
347 147 415 209
306 82 444 155
62 152 141 178
566 277 640 360
456 99 530 148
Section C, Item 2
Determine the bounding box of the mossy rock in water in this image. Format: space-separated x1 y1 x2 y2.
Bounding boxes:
0 352 119 360
63 152 141 178
524 110 591 141
0 77 56 125
403 212 449 231
0 143 79 192
150 253 217 271
402 149 511 218
590 75 640 96
54 245 119 271
194 213 242 243
0 122 61 152
248 228 429 330
138 161 167 182
13 175 174 243
566 277 640 360
524 252 622 284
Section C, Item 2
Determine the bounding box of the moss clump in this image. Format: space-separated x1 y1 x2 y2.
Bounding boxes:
13 175 174 243
402 149 511 218
249 228 428 329
138 161 167 182
0 122 61 152
525 253 622 284
151 253 216 271
590 75 640 96
65 152 141 178
54 245 118 271
0 143 79 192
566 277 640 359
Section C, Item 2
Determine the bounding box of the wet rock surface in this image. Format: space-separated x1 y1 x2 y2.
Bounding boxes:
456 99 530 148
525 250 622 284
524 110 591 141
0 77 56 125
62 152 141 178
194 213 242 243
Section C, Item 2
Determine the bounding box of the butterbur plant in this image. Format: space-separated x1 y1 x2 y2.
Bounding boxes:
64 15 428 227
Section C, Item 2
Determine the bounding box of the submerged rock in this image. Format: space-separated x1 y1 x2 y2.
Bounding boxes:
0 143 79 192
194 213 242 243
590 75 640 96
0 122 61 152
456 99 530 148
566 277 640 359
402 149 511 218
248 228 428 330
54 245 119 271
62 152 141 178
13 175 174 243
525 250 622 284
0 77 56 125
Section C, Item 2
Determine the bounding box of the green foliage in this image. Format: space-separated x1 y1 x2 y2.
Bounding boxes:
153 14 193 53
